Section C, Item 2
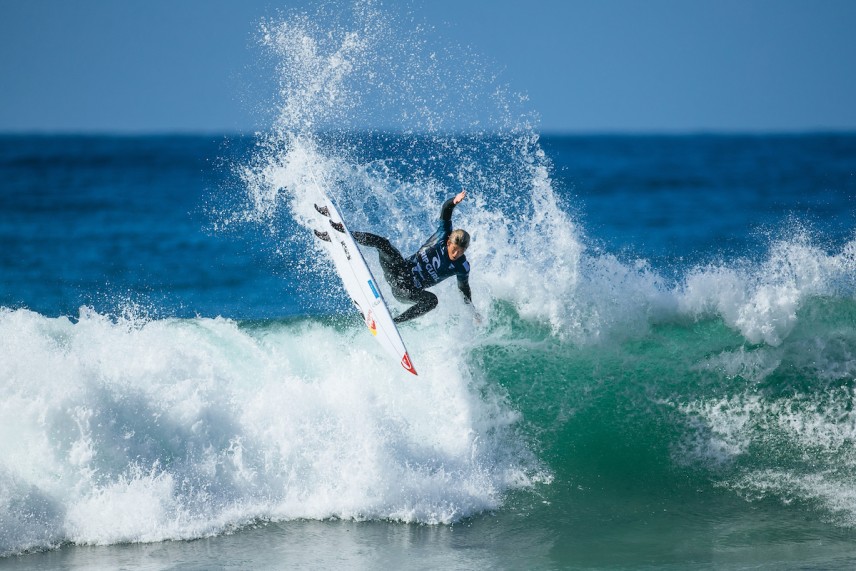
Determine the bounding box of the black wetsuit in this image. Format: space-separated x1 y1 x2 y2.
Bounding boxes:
353 197 471 323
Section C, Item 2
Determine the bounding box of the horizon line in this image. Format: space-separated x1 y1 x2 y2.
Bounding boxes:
1 127 855 138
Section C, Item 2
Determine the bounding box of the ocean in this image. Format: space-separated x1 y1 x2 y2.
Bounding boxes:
3 5 856 571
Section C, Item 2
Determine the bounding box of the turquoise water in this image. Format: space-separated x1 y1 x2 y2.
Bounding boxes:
2 3 856 569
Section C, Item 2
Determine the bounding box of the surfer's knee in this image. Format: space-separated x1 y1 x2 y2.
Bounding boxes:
420 291 438 311
394 290 438 323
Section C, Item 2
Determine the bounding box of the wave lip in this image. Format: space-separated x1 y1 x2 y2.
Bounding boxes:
678 235 856 346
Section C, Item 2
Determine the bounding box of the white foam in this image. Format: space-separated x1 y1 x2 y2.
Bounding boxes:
724 470 856 527
676 386 856 524
677 235 856 346
0 307 543 555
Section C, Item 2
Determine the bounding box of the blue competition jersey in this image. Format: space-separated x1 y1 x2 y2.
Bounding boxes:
406 199 470 292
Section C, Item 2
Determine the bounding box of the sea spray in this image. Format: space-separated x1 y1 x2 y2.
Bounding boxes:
677 232 856 346
239 2 591 338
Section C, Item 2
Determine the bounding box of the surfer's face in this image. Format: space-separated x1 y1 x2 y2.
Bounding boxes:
447 240 466 261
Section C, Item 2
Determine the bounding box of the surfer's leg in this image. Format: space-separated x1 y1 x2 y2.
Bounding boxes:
393 290 438 323
352 234 437 321
352 231 411 288
352 232 397 256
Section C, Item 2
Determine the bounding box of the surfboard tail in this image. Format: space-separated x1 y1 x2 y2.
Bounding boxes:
401 352 418 376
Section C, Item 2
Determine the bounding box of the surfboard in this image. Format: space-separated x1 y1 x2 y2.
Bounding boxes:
311 192 418 376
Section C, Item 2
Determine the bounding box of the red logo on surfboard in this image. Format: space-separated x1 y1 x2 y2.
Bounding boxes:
401 352 417 376
364 311 377 336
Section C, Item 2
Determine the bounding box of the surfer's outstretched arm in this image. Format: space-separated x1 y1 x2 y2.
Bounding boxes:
440 190 467 226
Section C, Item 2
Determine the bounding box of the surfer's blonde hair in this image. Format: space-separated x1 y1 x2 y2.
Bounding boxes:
449 229 470 250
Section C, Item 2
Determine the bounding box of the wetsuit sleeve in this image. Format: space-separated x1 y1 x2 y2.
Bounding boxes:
439 197 457 234
458 279 472 304
457 261 472 304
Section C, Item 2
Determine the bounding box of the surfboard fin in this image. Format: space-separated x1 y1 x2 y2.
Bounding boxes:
313 229 331 242
329 220 345 233
314 204 330 217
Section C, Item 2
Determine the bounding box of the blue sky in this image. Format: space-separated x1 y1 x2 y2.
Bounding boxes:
1 0 855 133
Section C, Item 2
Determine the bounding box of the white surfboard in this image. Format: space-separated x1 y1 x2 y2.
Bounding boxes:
311 191 418 376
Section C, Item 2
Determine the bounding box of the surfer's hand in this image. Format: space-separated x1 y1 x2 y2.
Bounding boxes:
473 311 484 326
453 190 467 205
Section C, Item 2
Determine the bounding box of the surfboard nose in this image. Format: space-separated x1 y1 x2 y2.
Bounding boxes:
401 353 418 376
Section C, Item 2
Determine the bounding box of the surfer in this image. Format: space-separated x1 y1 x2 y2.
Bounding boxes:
352 191 473 323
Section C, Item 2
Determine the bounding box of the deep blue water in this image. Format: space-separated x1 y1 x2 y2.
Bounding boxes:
543 134 856 267
1 135 285 318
